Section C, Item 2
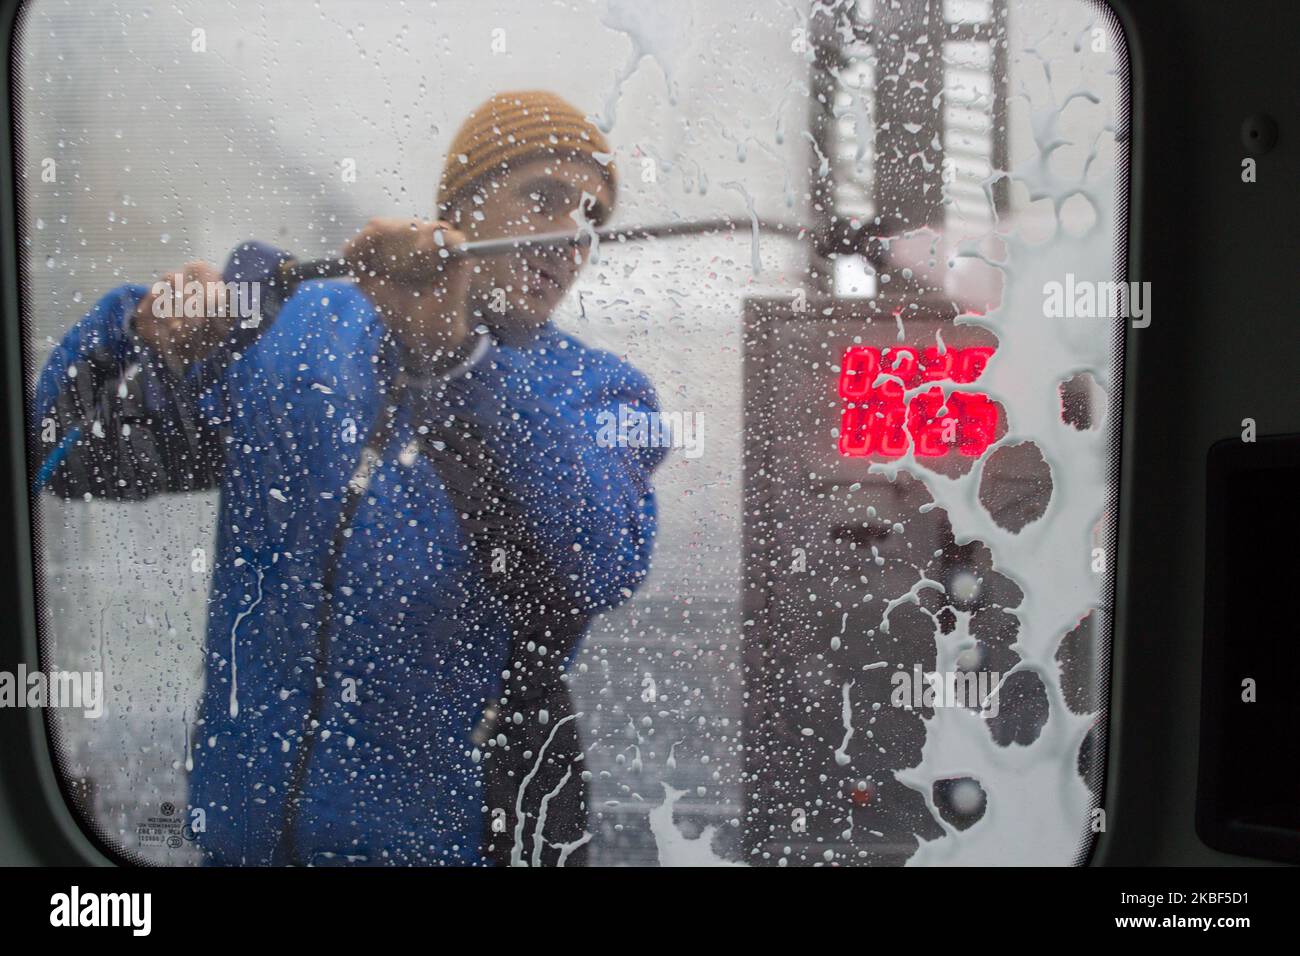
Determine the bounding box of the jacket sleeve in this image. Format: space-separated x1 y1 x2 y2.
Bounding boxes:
31 284 224 501
446 345 666 616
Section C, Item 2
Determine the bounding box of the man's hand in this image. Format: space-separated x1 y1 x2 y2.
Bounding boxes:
132 261 236 375
343 218 473 364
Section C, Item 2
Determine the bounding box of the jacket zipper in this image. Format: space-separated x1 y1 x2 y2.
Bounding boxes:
274 401 399 865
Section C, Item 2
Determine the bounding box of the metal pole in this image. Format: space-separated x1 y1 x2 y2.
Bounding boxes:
280 217 807 288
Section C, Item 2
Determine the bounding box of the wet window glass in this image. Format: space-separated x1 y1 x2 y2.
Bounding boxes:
18 0 1128 865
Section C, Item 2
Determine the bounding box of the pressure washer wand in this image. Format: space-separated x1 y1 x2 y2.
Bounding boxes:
277 217 807 289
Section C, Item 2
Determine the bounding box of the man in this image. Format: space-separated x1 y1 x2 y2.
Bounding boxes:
34 91 665 865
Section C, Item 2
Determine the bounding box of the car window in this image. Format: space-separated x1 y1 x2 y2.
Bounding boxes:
18 0 1127 865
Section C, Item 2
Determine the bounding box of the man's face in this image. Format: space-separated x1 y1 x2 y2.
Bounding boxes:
451 154 612 331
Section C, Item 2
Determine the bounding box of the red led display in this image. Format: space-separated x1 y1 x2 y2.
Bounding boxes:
838 346 996 459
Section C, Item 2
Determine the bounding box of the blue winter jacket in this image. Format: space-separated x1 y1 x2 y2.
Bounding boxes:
33 272 663 865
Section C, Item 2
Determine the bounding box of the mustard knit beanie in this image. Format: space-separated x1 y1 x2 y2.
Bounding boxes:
437 90 617 221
